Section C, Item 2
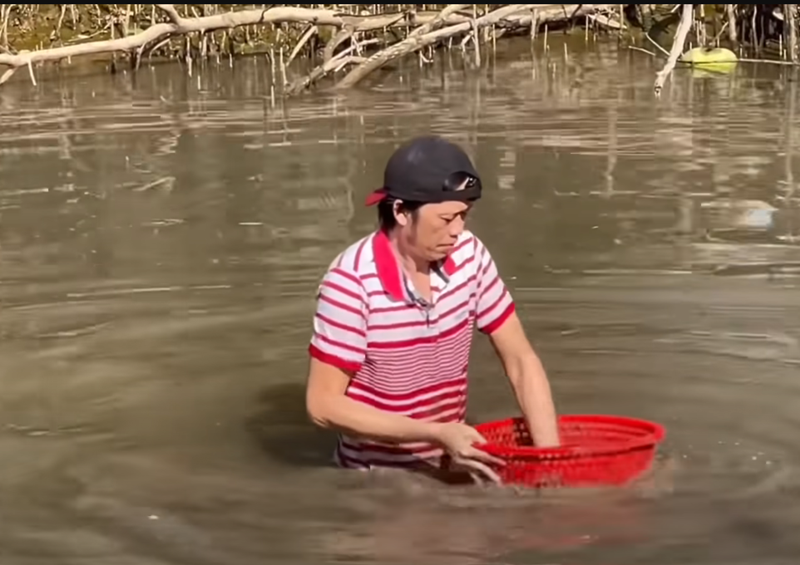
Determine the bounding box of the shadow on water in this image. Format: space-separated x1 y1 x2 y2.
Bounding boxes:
2 34 800 564
246 382 335 469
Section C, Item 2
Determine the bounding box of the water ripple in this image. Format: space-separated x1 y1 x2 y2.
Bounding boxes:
0 38 799 565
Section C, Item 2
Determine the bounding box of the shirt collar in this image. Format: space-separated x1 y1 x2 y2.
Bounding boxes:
372 230 456 302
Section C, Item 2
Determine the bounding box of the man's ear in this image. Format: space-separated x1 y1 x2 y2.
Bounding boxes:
394 200 410 227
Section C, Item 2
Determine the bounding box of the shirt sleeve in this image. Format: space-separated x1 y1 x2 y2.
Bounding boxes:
308 265 368 373
474 238 516 334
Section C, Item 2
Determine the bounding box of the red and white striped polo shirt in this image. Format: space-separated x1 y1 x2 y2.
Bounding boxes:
308 228 515 470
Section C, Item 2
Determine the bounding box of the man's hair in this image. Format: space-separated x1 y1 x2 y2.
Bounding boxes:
376 171 477 231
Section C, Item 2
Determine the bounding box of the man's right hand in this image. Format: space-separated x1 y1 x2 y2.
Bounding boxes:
433 422 505 485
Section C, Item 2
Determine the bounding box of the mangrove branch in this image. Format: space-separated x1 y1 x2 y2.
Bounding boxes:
0 3 621 92
653 3 694 96
9 4 800 96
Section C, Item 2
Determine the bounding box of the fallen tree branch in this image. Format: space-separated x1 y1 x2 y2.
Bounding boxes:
0 3 619 90
408 4 471 39
321 10 469 64
335 3 616 89
323 28 356 64
335 2 497 90
285 24 318 69
284 3 616 94
285 53 368 96
0 4 487 87
653 3 694 96
286 34 383 95
475 4 618 30
0 4 344 84
0 5 346 66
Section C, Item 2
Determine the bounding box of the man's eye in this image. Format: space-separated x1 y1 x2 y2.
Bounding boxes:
444 214 467 223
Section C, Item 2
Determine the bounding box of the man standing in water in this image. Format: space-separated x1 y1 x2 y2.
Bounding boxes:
304 135 560 484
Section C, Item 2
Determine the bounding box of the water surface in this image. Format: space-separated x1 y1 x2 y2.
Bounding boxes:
1 37 800 564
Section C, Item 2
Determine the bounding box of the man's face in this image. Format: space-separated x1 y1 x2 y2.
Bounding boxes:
397 200 472 262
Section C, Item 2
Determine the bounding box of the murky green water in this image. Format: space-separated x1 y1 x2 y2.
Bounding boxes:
2 37 800 564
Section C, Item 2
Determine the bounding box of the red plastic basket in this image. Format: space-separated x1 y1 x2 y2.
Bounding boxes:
474 414 666 488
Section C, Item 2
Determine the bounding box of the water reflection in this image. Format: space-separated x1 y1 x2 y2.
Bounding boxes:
0 37 799 564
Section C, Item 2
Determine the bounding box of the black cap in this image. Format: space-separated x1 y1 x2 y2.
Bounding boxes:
365 135 482 206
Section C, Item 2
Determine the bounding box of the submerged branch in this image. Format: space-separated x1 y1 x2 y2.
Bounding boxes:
653 4 694 96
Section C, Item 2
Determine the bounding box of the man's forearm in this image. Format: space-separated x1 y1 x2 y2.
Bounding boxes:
308 394 444 446
508 355 560 447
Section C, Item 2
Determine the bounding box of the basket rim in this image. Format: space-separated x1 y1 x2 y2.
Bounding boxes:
474 414 666 460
